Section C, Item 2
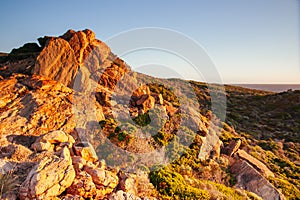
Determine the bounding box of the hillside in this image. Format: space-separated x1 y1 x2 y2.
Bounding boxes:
0 29 299 200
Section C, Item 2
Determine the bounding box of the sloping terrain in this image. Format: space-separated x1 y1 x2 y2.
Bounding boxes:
0 29 298 200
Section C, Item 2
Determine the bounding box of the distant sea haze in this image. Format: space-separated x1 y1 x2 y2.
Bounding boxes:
233 84 300 93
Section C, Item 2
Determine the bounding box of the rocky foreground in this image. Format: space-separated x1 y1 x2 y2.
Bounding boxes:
0 30 299 199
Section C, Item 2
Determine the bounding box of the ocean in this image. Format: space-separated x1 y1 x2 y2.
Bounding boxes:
233 84 300 93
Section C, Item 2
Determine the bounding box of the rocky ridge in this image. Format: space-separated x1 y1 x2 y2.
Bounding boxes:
0 29 298 199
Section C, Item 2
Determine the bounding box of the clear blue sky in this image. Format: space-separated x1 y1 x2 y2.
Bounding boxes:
0 0 299 83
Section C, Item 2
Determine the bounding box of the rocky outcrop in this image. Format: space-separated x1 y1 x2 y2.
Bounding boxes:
236 149 274 178
16 130 138 199
0 31 152 198
129 85 155 116
136 94 155 114
0 73 105 138
68 151 119 199
34 37 79 87
230 158 285 200
98 58 129 91
10 43 41 55
33 29 112 89
31 130 75 152
0 75 73 136
61 29 110 66
19 147 75 199
226 145 277 199
0 29 111 89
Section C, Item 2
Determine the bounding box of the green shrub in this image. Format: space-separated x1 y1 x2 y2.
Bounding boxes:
213 182 245 200
133 112 151 126
150 167 210 200
99 118 116 128
191 179 249 200
115 126 121 133
118 131 128 141
98 118 134 155
148 83 180 107
269 177 300 200
258 140 279 151
152 128 178 147
219 129 235 145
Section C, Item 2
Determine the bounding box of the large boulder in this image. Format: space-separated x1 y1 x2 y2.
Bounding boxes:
34 38 79 87
19 147 75 199
230 158 285 200
236 149 274 178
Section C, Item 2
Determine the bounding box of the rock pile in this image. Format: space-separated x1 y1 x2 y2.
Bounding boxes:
222 139 285 200
230 159 285 200
16 130 155 200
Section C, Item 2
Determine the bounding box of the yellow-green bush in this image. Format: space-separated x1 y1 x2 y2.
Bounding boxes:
269 177 300 200
150 167 210 200
132 112 151 127
148 83 180 107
